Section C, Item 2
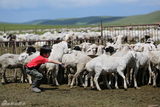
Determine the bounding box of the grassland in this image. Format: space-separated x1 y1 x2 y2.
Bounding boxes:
0 83 160 107
0 23 96 33
0 10 159 32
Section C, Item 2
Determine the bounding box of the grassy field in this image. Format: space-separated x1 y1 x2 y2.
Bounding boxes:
0 23 95 33
0 83 160 107
0 69 159 107
0 23 61 32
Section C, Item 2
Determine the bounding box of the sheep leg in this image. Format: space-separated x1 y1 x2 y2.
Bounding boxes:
108 74 112 85
117 70 127 90
153 72 158 87
1 68 7 84
20 67 28 83
55 66 60 86
90 76 95 89
94 71 101 91
102 74 111 89
13 69 17 82
53 70 59 86
70 64 84 88
28 74 33 84
148 63 152 85
130 68 133 85
47 70 52 84
133 68 140 89
84 72 94 89
79 74 84 87
70 72 80 88
125 67 130 86
84 74 88 88
141 65 149 85
68 74 73 86
114 73 119 89
94 66 102 91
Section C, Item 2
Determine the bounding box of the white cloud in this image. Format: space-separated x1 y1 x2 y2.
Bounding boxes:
0 0 159 9
42 0 139 7
0 0 40 9
47 0 106 7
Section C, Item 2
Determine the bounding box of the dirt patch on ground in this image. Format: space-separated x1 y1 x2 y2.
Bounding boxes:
0 83 160 107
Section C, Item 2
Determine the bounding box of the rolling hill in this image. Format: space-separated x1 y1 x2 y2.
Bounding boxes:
105 10 160 25
25 16 125 25
23 10 160 26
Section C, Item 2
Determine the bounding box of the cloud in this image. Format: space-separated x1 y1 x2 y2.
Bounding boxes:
47 0 106 7
0 0 40 9
0 0 159 9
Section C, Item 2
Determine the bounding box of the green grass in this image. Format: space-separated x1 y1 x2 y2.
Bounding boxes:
0 23 97 32
0 23 59 31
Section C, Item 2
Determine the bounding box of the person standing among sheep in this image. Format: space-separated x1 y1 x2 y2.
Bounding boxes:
25 46 65 93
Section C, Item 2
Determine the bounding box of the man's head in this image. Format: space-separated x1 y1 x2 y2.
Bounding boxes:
40 46 52 58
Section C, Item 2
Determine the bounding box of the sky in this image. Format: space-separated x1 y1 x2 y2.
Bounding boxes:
0 0 160 23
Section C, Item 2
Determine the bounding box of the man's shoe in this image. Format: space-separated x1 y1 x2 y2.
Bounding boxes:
32 87 41 93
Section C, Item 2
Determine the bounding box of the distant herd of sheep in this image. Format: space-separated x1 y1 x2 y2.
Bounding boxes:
0 28 160 91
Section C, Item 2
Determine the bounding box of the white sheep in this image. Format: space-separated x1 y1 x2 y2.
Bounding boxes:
0 45 37 84
45 40 68 85
147 51 160 87
85 50 136 91
62 50 92 88
0 53 24 83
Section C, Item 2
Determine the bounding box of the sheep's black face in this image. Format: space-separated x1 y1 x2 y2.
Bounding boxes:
26 46 36 55
105 46 115 54
73 46 81 51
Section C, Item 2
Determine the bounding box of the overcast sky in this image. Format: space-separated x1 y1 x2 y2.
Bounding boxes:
0 0 160 23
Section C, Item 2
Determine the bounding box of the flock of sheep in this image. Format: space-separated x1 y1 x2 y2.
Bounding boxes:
0 27 160 91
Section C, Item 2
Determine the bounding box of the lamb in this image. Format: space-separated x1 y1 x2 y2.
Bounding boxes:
85 50 136 91
45 40 68 85
62 50 92 88
134 43 157 86
133 52 150 87
147 51 160 87
86 44 98 55
111 44 138 88
0 53 24 83
62 50 79 86
18 46 37 63
0 46 37 84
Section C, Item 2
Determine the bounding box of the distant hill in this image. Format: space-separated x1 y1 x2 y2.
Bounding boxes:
1 10 160 27
23 10 160 26
25 16 125 25
105 10 160 25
